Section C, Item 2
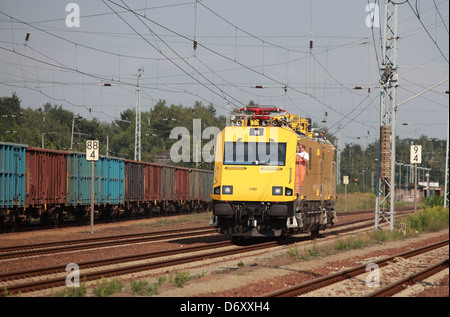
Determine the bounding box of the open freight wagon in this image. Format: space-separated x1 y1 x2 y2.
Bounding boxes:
67 152 125 220
0 142 27 225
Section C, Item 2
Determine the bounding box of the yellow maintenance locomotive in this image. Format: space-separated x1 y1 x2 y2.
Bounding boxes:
209 106 337 242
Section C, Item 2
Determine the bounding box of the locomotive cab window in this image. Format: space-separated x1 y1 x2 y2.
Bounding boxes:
223 142 287 166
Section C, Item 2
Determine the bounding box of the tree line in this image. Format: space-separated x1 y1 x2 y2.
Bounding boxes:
339 136 447 193
0 93 447 186
0 93 226 169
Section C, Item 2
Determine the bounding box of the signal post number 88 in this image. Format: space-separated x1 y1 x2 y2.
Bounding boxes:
86 140 99 161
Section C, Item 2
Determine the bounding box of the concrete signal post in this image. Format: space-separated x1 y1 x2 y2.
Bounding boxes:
343 176 349 213
410 145 422 214
86 140 99 234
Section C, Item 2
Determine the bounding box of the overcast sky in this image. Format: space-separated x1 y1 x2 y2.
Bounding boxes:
0 0 448 148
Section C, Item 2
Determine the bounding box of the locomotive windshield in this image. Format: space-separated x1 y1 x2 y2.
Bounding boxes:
223 142 286 166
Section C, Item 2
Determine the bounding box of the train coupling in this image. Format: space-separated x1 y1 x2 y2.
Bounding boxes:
209 215 218 226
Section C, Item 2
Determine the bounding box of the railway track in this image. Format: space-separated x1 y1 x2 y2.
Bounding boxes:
0 211 380 260
366 258 449 297
0 217 381 296
0 206 415 234
262 239 449 297
0 226 216 259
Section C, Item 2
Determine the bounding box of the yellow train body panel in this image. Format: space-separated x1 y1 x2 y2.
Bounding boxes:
211 126 298 203
209 107 337 241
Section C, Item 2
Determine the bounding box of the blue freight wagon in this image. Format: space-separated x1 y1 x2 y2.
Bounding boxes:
0 142 27 212
67 152 124 207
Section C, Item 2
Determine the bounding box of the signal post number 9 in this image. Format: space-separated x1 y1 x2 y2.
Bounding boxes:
410 145 422 164
86 140 99 161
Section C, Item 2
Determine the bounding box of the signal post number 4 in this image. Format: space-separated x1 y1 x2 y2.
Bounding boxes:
86 140 99 161
410 145 422 164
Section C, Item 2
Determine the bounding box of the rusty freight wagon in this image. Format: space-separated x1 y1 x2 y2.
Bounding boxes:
124 159 162 216
25 147 69 224
175 167 189 201
142 161 161 214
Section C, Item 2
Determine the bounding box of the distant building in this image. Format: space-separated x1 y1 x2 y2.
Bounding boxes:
395 181 443 202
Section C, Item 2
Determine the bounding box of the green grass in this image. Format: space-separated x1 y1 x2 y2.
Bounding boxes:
287 240 323 261
51 278 88 297
334 235 367 250
288 205 449 262
169 270 192 288
335 192 377 212
137 212 212 229
130 279 161 296
335 192 415 213
92 277 124 297
403 205 449 233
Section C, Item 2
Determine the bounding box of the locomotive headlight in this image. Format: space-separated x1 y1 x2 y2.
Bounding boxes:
222 186 233 195
213 186 220 195
285 187 293 196
272 186 283 196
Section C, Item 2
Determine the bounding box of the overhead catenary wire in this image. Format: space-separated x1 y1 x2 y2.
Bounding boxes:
104 0 361 121
103 0 244 113
0 0 447 145
407 0 449 63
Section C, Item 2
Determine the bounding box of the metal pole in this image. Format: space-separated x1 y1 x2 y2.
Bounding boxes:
135 67 143 161
414 163 417 214
90 160 94 234
71 117 75 150
345 183 347 213
78 117 81 152
445 112 449 208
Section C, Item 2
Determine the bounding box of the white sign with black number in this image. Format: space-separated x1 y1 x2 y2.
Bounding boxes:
410 145 422 164
343 176 349 185
86 140 99 161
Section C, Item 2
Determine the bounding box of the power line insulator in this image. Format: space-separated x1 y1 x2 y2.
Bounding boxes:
25 32 30 42
193 40 198 50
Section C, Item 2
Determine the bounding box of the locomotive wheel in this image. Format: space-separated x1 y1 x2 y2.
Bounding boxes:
231 236 245 245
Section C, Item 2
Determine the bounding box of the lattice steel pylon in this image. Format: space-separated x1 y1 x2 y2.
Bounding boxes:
134 67 144 161
375 0 399 231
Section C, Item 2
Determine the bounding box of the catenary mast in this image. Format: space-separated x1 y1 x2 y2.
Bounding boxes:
375 0 399 231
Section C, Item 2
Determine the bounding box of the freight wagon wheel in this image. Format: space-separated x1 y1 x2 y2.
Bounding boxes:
40 210 50 227
12 212 24 231
57 210 65 227
310 227 320 238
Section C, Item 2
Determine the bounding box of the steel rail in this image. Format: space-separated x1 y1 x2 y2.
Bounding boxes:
366 258 449 297
0 226 215 259
0 240 231 283
262 239 449 297
0 217 380 286
2 240 275 295
1 216 404 295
